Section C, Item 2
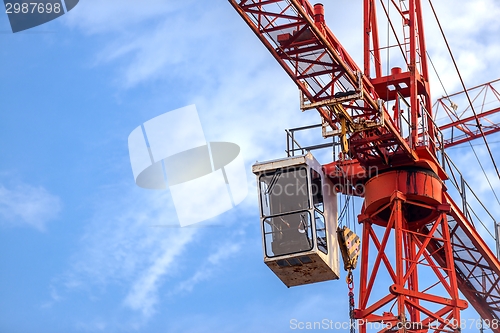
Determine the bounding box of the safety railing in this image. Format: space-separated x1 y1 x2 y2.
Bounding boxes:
443 152 499 254
285 124 339 157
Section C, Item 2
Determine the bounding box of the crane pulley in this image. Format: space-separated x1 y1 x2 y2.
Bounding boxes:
337 226 360 272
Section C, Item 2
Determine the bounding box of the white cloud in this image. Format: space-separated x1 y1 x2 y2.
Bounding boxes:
64 0 193 34
65 186 196 287
0 182 61 231
54 4 286 327
70 0 325 179
65 0 319 164
430 0 500 37
66 1 231 88
93 18 197 88
57 180 253 331
123 227 196 317
41 285 64 309
171 242 241 295
423 0 500 94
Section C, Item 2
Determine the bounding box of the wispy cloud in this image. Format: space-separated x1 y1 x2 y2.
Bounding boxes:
66 0 323 167
64 0 219 88
0 182 61 231
56 179 254 331
41 285 63 309
171 241 242 295
123 227 196 317
66 188 191 282
64 0 193 34
63 0 318 157
55 183 203 328
423 0 500 95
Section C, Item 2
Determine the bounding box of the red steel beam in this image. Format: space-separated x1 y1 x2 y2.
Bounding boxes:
435 80 500 148
229 0 419 166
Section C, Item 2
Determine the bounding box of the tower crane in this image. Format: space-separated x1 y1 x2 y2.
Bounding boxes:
229 0 500 332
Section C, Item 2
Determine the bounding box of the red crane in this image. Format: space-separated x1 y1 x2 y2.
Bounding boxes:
230 0 500 332
434 79 500 148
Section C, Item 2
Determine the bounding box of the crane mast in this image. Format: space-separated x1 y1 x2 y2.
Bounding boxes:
230 0 500 332
364 0 434 157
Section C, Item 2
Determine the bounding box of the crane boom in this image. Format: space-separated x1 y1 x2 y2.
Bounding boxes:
435 79 500 148
438 192 500 326
229 0 420 167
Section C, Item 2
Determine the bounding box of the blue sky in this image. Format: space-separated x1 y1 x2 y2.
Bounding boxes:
1 0 500 332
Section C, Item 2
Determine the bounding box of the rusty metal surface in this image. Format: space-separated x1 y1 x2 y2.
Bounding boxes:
265 252 340 287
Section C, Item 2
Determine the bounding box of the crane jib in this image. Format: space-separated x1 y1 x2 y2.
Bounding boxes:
229 0 420 166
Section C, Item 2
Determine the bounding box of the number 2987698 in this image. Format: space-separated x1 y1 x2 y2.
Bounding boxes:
5 2 62 14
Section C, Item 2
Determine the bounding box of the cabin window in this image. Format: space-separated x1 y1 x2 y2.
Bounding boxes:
263 212 313 257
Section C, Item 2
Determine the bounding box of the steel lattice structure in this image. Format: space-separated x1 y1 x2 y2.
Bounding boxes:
230 0 500 332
